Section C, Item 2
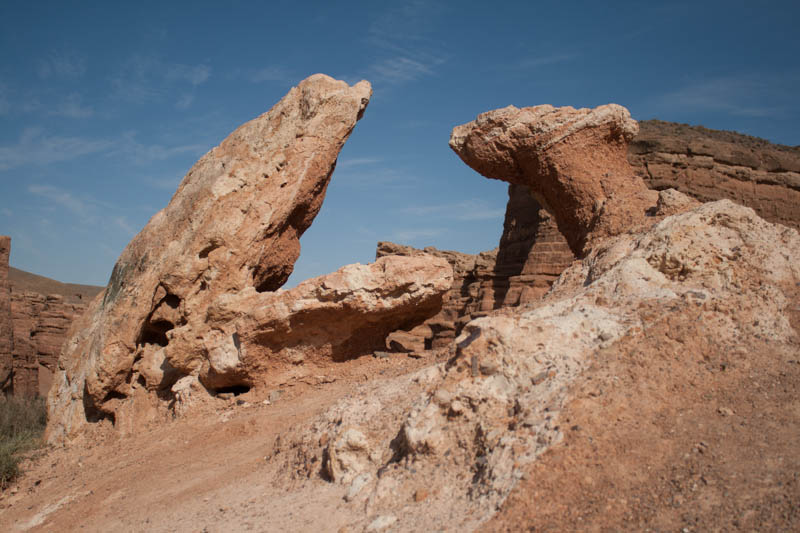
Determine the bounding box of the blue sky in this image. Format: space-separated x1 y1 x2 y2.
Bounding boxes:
1 1 798 286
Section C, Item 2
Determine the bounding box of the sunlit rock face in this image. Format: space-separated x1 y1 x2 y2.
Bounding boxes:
450 103 656 256
47 74 372 443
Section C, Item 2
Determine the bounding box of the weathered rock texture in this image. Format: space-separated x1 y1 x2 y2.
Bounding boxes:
416 118 800 350
375 242 497 350
630 119 800 230
0 242 103 397
271 200 800 531
47 74 372 443
0 236 11 392
9 292 92 397
450 104 657 256
165 254 451 395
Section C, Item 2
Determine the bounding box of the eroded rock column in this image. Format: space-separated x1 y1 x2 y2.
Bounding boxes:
450 104 656 256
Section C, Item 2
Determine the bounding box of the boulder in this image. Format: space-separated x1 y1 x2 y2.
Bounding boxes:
450 104 657 255
47 74 372 443
376 242 498 349
163 254 452 387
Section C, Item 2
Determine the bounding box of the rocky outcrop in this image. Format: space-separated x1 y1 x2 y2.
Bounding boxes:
493 185 576 307
0 237 102 397
270 200 799 532
630 119 800 230
9 293 91 398
163 254 451 397
47 74 372 442
0 236 11 392
456 118 800 337
450 104 657 256
375 242 497 350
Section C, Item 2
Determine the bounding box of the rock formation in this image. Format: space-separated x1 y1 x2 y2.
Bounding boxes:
450 104 657 256
9 293 92 398
163 254 451 395
385 118 800 352
265 198 799 531
630 119 800 230
0 236 12 392
375 242 497 351
1 261 102 398
47 74 373 442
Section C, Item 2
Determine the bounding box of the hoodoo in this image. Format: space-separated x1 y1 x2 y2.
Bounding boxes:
450 104 656 255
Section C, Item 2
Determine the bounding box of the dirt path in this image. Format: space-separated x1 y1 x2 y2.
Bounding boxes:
0 353 432 532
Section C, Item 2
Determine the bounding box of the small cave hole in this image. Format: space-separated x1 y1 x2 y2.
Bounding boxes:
199 243 221 259
213 384 251 396
138 320 173 347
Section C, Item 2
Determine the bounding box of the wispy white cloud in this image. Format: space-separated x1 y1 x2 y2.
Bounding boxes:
392 228 444 242
363 1 448 85
113 215 137 236
49 93 94 118
0 128 114 171
111 55 211 106
38 50 87 79
165 64 211 86
398 200 505 221
28 185 89 217
337 157 382 168
175 93 194 109
368 56 444 84
335 166 420 188
0 127 204 171
657 75 792 118
114 132 207 165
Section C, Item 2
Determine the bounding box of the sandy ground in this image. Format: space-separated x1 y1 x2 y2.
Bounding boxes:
487 300 800 531
0 353 433 532
2 300 799 532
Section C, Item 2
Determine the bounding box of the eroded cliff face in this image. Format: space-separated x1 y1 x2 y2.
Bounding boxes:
0 238 103 398
381 116 800 353
9 293 90 398
46 74 375 443
630 119 800 230
0 236 11 392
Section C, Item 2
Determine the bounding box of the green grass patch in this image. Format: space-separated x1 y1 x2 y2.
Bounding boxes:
0 396 47 488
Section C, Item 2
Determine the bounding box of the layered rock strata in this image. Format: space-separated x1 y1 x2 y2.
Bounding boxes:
47 74 372 442
274 200 799 531
450 104 657 256
630 119 800 230
442 118 800 343
10 293 90 397
0 236 11 392
375 242 497 350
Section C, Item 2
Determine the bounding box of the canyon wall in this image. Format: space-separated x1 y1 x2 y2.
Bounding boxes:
382 120 800 349
9 292 93 397
0 236 102 397
0 237 11 392
631 120 800 230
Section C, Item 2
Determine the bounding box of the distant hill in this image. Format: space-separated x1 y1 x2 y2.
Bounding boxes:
8 267 104 305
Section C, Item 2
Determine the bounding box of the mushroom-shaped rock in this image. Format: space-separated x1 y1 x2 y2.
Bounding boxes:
450 104 656 256
47 74 372 443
